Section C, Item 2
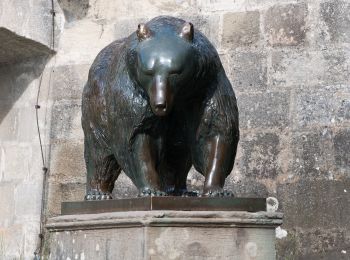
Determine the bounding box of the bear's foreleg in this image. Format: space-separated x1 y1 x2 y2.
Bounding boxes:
191 71 239 196
193 135 236 196
127 134 166 196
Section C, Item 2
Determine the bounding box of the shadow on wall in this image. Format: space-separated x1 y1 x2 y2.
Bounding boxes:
0 57 51 125
0 28 53 126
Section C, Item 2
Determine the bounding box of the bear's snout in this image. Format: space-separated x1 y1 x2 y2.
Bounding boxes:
150 75 173 116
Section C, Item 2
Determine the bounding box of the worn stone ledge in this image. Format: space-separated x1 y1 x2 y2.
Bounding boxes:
46 210 283 231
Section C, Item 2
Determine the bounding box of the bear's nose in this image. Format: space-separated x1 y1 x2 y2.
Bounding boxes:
155 102 167 111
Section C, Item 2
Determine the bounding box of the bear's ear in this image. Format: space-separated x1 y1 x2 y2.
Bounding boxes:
136 23 152 41
179 22 194 42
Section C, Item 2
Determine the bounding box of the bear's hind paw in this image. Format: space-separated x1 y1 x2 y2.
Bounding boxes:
138 188 167 197
85 190 113 200
201 189 234 197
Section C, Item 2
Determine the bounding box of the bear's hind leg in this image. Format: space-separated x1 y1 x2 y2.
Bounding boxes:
85 139 121 200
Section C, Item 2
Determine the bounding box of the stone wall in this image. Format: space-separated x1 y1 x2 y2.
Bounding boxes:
0 1 63 259
0 0 349 259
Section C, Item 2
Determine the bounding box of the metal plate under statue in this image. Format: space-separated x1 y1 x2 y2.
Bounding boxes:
81 16 239 200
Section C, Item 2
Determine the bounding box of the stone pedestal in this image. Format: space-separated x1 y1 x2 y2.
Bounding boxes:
45 210 282 260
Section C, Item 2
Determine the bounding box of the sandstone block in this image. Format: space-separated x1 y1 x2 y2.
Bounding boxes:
320 1 350 43
50 141 85 183
229 51 267 91
0 182 15 227
334 129 350 172
265 3 307 46
270 48 350 87
51 64 90 101
1 145 32 181
238 91 290 130
50 101 83 141
277 179 350 229
290 129 335 179
222 11 260 48
0 105 19 142
240 132 281 179
46 182 86 217
294 85 350 128
14 181 42 217
276 227 350 260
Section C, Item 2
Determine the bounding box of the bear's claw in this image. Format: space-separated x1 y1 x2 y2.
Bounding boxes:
201 189 234 197
85 190 113 200
138 188 167 197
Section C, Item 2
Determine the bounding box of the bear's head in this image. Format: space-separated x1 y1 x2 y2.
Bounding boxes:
134 21 196 117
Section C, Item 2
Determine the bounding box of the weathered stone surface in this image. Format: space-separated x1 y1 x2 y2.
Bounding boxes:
322 48 350 84
0 105 18 142
51 64 90 101
61 182 86 202
58 0 90 22
222 11 260 48
14 181 42 217
228 51 267 91
320 1 350 43
294 85 350 128
0 182 15 227
90 0 196 21
47 182 86 217
49 141 85 183
277 179 350 229
238 91 290 129
334 129 350 172
291 129 335 179
0 223 25 259
45 211 282 260
225 178 269 198
50 101 83 141
270 49 350 87
1 145 33 181
240 132 281 179
277 227 350 260
265 3 307 46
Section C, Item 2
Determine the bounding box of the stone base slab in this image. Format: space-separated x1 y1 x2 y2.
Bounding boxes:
45 211 283 260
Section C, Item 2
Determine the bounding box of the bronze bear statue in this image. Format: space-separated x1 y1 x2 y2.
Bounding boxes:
82 16 239 200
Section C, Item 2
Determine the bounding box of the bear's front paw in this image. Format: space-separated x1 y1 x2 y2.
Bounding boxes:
85 190 113 200
201 189 234 197
138 188 167 197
